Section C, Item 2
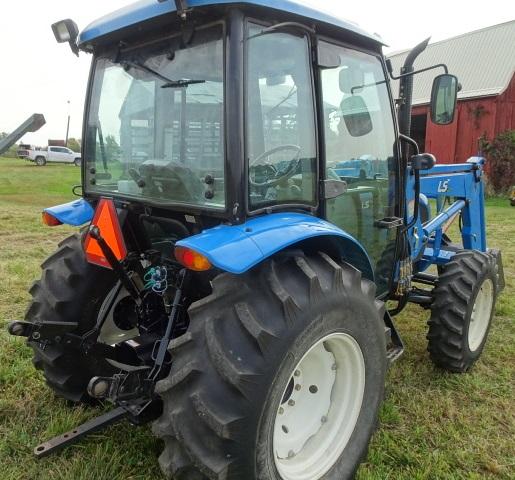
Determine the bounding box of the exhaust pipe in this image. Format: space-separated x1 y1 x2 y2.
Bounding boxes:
397 37 430 137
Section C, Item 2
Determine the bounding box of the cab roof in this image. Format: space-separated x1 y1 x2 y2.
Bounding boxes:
78 0 382 47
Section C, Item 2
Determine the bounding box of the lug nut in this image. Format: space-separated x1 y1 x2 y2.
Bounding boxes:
321 416 328 424
294 384 301 391
288 450 295 458
278 407 284 415
294 370 301 377
288 400 295 407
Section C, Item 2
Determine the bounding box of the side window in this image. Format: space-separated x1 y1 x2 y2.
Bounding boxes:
320 41 398 294
246 26 317 210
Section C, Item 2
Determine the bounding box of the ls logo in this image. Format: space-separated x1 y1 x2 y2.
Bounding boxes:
437 179 450 193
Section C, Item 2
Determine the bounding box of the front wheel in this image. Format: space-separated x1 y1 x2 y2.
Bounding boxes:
153 252 387 480
428 250 497 372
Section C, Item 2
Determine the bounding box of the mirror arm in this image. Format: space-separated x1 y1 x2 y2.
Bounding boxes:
388 63 448 81
350 63 449 95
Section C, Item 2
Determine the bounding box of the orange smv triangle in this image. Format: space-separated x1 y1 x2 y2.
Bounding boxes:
84 198 127 269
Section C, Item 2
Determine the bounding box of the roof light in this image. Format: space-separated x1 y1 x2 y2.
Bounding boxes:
84 198 127 269
42 211 62 227
175 246 212 271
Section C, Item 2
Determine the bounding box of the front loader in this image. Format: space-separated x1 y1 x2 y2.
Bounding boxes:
8 1 504 478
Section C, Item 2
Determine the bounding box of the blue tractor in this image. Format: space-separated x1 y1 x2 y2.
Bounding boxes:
9 1 505 478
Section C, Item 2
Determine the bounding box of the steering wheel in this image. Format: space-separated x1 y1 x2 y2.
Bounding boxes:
249 144 302 188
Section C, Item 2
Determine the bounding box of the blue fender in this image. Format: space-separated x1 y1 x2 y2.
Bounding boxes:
44 198 94 226
176 212 374 278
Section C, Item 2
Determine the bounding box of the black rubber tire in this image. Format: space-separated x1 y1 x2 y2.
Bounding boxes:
26 234 117 402
35 156 46 166
153 252 387 480
427 250 497 372
74 158 81 167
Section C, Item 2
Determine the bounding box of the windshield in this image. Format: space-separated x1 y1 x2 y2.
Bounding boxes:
84 25 225 208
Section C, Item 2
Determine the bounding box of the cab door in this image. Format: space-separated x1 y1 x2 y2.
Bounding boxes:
318 41 399 295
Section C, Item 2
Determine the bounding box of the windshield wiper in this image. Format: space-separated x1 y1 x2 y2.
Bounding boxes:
122 60 205 89
161 79 205 89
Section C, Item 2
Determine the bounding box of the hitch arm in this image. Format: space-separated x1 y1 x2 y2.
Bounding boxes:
34 407 128 459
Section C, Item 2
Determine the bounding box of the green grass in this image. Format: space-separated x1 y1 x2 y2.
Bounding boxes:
0 157 513 479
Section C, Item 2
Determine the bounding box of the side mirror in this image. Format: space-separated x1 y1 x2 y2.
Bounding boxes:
411 153 436 171
430 74 458 125
340 96 373 137
51 19 79 56
317 42 341 69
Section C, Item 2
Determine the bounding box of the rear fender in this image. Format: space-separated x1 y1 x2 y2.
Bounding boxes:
176 212 374 279
44 198 94 226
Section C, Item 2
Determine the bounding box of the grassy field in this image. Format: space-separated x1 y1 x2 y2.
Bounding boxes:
0 157 513 479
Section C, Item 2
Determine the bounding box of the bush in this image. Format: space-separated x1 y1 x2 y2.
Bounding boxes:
479 130 515 194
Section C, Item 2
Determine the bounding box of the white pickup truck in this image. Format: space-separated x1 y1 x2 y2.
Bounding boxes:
23 146 81 166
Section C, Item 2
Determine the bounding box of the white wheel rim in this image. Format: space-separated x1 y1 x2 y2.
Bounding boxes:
273 333 365 480
468 278 494 352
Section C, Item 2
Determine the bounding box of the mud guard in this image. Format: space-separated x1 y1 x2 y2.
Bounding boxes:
176 212 374 277
43 198 94 227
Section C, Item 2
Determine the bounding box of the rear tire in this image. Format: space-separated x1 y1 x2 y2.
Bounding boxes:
26 234 117 402
427 250 497 372
74 158 81 167
35 156 46 166
153 252 387 480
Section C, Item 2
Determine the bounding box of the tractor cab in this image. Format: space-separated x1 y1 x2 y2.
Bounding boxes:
66 0 416 294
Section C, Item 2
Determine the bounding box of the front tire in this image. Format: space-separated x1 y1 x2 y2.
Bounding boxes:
427 250 497 372
153 252 387 480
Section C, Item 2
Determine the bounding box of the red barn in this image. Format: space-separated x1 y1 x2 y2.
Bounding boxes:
388 20 515 164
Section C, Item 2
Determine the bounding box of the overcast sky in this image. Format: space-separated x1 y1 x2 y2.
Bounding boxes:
1 0 513 146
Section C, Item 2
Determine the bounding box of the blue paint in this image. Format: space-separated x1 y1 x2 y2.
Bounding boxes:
412 156 487 273
176 212 372 275
78 0 381 46
421 247 456 265
423 200 466 236
44 199 94 227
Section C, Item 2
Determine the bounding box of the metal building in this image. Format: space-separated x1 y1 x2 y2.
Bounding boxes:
388 20 515 163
